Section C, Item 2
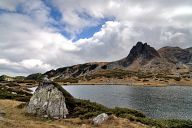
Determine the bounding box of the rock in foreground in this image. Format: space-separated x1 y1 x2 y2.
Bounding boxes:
92 113 109 125
27 81 70 119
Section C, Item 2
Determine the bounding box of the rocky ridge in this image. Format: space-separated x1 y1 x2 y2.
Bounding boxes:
22 41 192 81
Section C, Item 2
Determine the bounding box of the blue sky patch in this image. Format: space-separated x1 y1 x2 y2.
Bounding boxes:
74 17 115 41
43 0 62 21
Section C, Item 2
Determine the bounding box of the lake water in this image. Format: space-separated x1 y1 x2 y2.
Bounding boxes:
30 85 192 120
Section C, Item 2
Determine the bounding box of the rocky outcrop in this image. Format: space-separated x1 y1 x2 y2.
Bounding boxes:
92 113 109 125
122 42 160 66
106 42 160 70
27 81 71 119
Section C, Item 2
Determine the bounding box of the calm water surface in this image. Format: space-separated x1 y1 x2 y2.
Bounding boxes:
30 85 192 120
63 85 192 120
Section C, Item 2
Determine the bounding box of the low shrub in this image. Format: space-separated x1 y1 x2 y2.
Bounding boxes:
67 98 145 120
174 77 181 81
55 78 79 83
143 79 149 82
0 85 32 102
112 107 145 118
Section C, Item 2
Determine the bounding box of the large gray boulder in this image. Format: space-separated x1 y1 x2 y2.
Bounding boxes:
27 81 71 119
92 113 109 125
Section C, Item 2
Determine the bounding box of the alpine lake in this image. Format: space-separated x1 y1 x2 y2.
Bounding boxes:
30 85 192 120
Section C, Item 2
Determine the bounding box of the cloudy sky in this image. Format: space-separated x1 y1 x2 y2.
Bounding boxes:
0 0 192 76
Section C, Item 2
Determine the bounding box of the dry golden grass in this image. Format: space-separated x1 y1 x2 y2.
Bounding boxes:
0 100 149 128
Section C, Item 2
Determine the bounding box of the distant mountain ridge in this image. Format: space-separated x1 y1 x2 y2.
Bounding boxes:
1 41 191 82
186 47 192 54
43 41 192 81
158 46 192 64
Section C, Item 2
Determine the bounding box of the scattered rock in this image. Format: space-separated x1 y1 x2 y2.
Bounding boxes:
16 102 27 109
0 109 6 119
0 111 5 117
27 81 69 119
80 124 88 128
11 92 17 95
108 114 118 120
43 75 52 82
92 113 109 125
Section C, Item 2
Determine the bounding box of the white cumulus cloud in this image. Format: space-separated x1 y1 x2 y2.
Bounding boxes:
0 0 192 76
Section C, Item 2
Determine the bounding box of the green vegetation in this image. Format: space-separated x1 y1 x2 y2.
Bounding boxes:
82 69 187 82
65 98 145 119
137 72 154 79
174 77 181 81
55 77 79 83
143 79 149 82
85 69 137 80
14 76 26 81
0 83 32 102
0 75 26 82
16 80 36 84
66 98 192 128
26 73 44 81
0 75 14 81
0 89 31 102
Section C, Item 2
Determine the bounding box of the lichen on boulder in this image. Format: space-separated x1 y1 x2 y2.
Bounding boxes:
27 81 73 119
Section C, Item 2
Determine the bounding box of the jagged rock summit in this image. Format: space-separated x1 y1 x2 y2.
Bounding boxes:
120 41 160 66
106 42 160 70
27 78 73 119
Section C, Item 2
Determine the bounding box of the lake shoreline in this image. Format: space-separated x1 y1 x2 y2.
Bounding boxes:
56 78 192 87
59 82 192 87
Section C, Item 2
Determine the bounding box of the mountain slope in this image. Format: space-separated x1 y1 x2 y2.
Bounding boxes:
43 42 192 81
44 62 107 80
158 46 192 64
186 47 192 54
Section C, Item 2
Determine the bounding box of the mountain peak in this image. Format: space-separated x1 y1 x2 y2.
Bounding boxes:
126 42 160 61
109 42 160 68
135 41 143 46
